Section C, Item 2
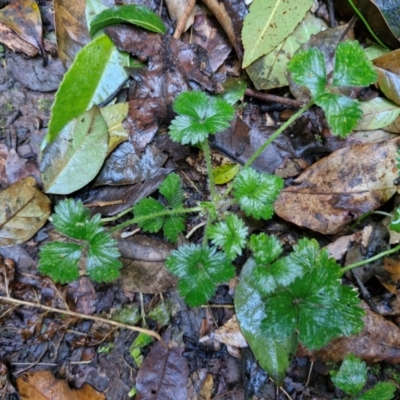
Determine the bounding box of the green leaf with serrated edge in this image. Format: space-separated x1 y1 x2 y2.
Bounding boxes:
331 354 367 397
133 198 165 233
390 207 400 232
287 47 326 97
333 41 377 87
44 34 129 147
219 78 247 105
41 106 109 194
163 216 185 243
165 244 235 306
358 382 396 400
213 163 240 185
235 257 298 385
86 231 122 282
208 215 248 260
169 91 234 145
290 238 322 273
38 242 82 284
356 98 400 131
242 0 313 68
90 5 166 37
249 233 282 265
233 168 284 220
159 173 184 209
262 239 364 350
315 93 362 137
52 199 101 241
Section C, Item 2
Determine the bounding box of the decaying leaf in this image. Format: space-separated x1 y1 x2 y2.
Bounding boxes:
54 0 90 68
298 302 400 364
275 138 400 234
0 0 44 56
116 235 177 294
16 370 105 400
136 328 188 400
0 177 51 247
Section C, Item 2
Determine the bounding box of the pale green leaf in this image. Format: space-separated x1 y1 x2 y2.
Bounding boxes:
44 34 129 146
333 41 377 87
235 257 298 385
356 98 400 130
315 93 362 137
85 0 109 28
163 216 185 243
133 198 165 233
159 173 184 209
90 5 166 37
213 163 240 185
40 106 109 194
242 0 313 68
247 12 327 90
358 382 396 400
219 78 247 105
249 233 282 266
287 47 326 97
331 354 367 397
208 215 248 259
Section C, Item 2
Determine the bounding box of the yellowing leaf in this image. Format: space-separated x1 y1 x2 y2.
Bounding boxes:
356 97 400 130
242 0 313 68
213 163 240 185
40 106 109 194
0 177 51 247
247 12 327 90
0 0 43 54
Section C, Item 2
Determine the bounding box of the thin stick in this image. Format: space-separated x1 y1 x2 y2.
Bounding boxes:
245 88 304 108
173 0 196 39
0 296 166 347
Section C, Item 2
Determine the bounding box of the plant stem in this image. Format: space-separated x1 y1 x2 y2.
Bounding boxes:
202 139 217 201
340 243 400 274
109 206 203 232
245 100 314 168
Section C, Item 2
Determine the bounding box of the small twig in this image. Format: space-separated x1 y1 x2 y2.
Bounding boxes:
0 295 166 348
245 89 304 108
305 361 314 386
186 221 207 239
173 0 196 39
327 0 336 27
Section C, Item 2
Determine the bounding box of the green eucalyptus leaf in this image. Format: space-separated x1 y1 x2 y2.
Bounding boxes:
44 34 129 146
165 244 235 306
287 47 326 97
331 354 367 397
315 93 362 137
40 106 109 194
333 41 377 87
233 168 284 220
90 5 166 37
235 257 298 385
38 242 82 284
242 0 313 68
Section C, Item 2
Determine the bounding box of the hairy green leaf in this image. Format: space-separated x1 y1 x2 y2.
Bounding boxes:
90 5 166 37
331 354 367 397
358 382 396 400
315 93 362 137
242 0 313 68
249 233 282 265
169 91 234 145
165 244 235 306
41 106 109 194
44 34 129 146
333 41 377 87
163 215 185 243
287 47 326 97
262 239 364 350
159 173 184 209
233 168 284 220
38 242 82 284
133 198 166 233
235 257 298 385
208 215 248 260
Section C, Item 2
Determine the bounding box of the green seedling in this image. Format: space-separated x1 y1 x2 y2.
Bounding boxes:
331 354 396 399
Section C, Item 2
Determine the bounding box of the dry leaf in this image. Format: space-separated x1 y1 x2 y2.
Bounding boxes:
275 138 400 234
0 0 43 56
212 315 248 348
297 302 400 364
17 370 105 400
0 177 51 247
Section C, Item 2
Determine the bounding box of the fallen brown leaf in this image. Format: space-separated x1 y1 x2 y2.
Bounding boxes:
17 370 104 400
0 177 51 247
275 138 400 234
